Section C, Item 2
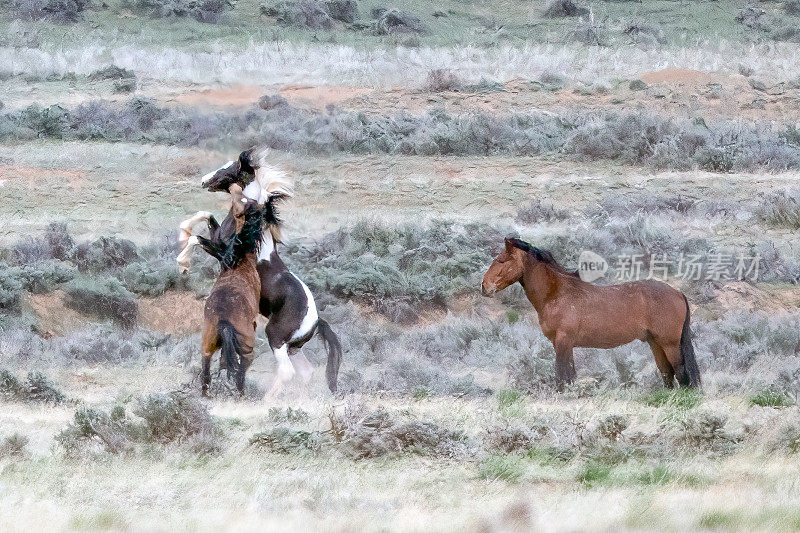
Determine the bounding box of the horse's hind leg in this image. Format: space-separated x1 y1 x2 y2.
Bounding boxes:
236 355 253 395
264 344 296 400
648 339 675 389
289 350 314 386
663 343 689 388
200 332 218 397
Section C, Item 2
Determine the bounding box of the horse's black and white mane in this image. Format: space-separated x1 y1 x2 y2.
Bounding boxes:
507 238 580 278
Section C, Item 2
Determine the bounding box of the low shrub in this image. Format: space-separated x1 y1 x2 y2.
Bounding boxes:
56 324 141 364
134 392 214 443
623 21 666 46
123 0 233 22
5 0 89 22
62 276 138 327
121 258 181 296
422 69 463 92
250 427 323 453
331 404 469 459
0 433 29 457
484 425 536 453
371 8 425 35
516 199 570 224
262 0 333 29
543 0 587 18
56 406 140 455
17 260 76 293
756 189 800 229
0 266 25 314
572 19 605 46
598 414 629 441
70 236 139 272
88 66 136 81
0 368 65 403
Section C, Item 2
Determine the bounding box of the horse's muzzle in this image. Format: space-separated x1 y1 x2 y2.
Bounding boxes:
481 284 496 297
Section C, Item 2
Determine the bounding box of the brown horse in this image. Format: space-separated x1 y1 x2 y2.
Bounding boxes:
196 185 271 396
481 238 701 390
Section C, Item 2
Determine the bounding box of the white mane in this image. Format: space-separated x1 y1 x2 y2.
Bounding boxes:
242 148 294 204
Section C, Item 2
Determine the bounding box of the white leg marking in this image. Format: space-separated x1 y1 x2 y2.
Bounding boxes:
290 274 319 342
178 210 211 248
265 344 295 399
290 352 314 385
176 235 199 273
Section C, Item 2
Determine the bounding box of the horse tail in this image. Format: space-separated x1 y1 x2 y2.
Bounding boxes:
316 319 342 393
680 295 701 388
218 320 241 380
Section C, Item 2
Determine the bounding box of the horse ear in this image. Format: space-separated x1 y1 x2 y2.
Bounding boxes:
504 238 514 252
238 149 255 174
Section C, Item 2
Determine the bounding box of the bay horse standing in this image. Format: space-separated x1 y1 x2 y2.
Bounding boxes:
178 149 342 397
481 238 700 390
196 185 270 396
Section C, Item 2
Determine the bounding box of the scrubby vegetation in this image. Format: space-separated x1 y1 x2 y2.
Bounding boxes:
3 100 800 172
0 368 65 403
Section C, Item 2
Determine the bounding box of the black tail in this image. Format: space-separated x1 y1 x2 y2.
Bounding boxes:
679 295 701 388
218 320 241 380
316 319 342 393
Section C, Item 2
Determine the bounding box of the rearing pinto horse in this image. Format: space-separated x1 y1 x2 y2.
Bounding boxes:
482 238 701 390
178 149 342 397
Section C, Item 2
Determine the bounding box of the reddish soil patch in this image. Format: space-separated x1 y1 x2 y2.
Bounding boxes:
641 68 714 86
279 84 372 110
0 165 87 189
173 85 264 107
28 291 85 337
138 291 205 334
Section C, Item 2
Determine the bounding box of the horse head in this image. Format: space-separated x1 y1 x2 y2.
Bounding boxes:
200 150 257 192
481 238 525 296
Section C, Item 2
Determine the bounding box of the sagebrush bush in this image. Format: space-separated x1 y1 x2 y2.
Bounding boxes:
0 368 65 403
56 323 141 364
121 258 181 296
250 427 323 454
122 0 232 22
331 403 469 459
756 189 800 229
5 0 88 22
70 236 139 272
422 69 463 92
262 0 333 29
371 8 425 35
4 100 800 171
0 433 28 457
63 275 138 327
17 260 76 293
133 392 214 443
516 199 570 224
0 266 24 314
287 219 502 310
543 0 587 18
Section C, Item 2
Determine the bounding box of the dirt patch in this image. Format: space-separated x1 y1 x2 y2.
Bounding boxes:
173 85 264 107
0 165 87 189
138 291 205 335
279 84 372 110
641 68 715 86
28 291 86 337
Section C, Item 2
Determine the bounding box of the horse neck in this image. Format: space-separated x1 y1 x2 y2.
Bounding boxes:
520 256 560 312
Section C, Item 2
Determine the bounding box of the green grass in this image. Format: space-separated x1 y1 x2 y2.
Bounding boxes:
478 454 525 482
641 388 701 409
749 387 795 408
578 460 613 486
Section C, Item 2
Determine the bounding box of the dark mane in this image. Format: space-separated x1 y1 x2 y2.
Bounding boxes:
507 238 580 278
198 201 264 271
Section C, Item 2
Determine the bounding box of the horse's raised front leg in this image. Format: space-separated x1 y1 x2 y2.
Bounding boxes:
176 211 212 272
178 211 212 248
553 334 577 391
176 236 199 273
264 344 296 400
